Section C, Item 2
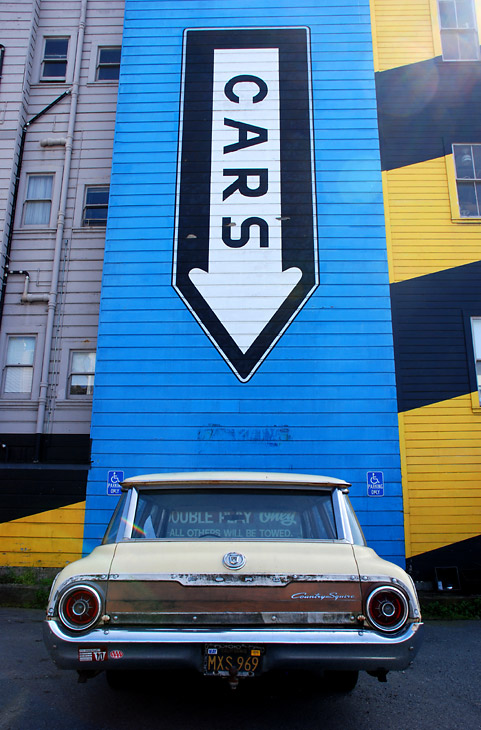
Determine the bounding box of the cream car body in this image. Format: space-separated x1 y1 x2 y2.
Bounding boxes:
43 472 423 690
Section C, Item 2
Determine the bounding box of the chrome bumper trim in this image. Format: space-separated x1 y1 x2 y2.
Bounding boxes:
43 620 423 673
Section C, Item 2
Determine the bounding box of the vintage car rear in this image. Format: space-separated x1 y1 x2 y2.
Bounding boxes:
43 472 423 690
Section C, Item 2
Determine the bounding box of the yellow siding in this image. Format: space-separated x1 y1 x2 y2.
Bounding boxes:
400 395 481 557
370 0 436 72
383 159 481 283
0 502 86 567
371 1 481 72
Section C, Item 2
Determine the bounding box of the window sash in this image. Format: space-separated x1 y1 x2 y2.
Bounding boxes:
453 145 481 216
24 175 53 225
471 319 481 404
97 47 121 81
438 0 480 59
83 186 109 226
69 351 96 396
4 337 36 394
42 38 68 79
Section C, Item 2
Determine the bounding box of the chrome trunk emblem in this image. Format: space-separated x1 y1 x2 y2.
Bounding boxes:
223 552 246 570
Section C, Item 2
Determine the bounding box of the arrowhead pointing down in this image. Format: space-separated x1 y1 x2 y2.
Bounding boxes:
189 267 303 353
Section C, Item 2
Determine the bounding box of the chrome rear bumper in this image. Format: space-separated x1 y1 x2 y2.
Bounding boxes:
43 620 423 674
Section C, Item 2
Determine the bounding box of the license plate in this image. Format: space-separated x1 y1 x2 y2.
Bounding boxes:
203 645 264 677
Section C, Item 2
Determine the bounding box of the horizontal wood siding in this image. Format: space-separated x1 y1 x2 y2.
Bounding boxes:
0 0 124 567
85 0 405 566
402 396 481 556
371 0 436 72
372 0 481 571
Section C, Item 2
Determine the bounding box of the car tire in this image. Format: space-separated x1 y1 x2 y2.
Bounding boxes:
324 670 359 693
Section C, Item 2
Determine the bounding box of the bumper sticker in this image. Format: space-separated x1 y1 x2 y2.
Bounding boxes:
78 647 108 662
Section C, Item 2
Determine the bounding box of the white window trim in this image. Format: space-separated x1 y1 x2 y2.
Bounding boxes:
68 350 96 398
55 339 97 401
446 144 481 221
32 31 77 85
471 317 481 408
432 0 481 61
73 178 111 229
87 40 122 84
16 169 62 230
82 185 110 228
0 329 45 400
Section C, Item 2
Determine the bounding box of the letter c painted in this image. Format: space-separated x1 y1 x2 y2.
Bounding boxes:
224 74 268 104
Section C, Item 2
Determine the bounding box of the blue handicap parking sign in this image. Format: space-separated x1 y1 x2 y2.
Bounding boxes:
367 471 384 497
107 470 124 496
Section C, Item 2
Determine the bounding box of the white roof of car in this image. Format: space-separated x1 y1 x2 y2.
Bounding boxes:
121 471 351 489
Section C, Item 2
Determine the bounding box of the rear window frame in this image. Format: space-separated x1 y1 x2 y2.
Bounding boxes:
112 485 350 543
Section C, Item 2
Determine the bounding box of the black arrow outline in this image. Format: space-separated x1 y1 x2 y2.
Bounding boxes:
173 27 318 382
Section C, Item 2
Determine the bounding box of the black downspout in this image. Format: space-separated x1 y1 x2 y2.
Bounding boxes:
0 90 71 328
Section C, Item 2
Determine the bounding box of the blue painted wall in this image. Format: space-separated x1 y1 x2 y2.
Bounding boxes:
84 0 404 565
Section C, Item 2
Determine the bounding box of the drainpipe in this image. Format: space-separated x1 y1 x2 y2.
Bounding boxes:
0 91 71 327
34 0 88 462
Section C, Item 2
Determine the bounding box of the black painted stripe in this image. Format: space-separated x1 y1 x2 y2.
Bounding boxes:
391 261 481 412
408 533 481 594
0 467 88 523
376 57 481 171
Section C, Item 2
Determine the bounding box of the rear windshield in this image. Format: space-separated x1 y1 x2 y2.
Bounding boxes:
128 489 337 541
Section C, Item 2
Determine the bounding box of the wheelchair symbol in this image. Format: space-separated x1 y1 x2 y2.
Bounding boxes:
107 471 124 494
367 471 384 496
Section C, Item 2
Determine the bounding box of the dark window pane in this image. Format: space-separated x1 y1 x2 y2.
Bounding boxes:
97 47 121 81
42 60 67 78
476 182 481 214
441 30 461 58
98 65 120 81
44 38 68 59
99 47 121 64
83 207 108 226
458 181 478 216
439 0 457 27
86 187 109 205
454 145 475 178
473 146 481 178
457 0 476 28
103 493 128 544
131 489 337 541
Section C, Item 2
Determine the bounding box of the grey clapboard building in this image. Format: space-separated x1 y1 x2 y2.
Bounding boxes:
0 0 124 566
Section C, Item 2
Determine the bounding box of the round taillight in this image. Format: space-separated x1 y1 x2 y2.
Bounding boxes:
58 585 102 631
366 586 409 632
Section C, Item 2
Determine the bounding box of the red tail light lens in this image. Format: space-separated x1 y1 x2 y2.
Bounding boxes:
58 585 102 631
366 586 409 632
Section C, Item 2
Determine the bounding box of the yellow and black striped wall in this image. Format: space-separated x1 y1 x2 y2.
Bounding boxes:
371 0 481 591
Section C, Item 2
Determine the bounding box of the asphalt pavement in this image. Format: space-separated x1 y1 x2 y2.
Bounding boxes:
0 608 480 730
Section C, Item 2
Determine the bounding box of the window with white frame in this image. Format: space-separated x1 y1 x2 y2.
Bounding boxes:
438 0 480 60
3 336 36 395
41 37 69 80
96 47 121 81
453 144 481 216
471 318 481 403
68 351 96 396
23 174 53 226
82 186 109 227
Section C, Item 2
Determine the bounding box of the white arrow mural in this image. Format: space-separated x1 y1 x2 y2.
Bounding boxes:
189 48 302 354
174 29 318 381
